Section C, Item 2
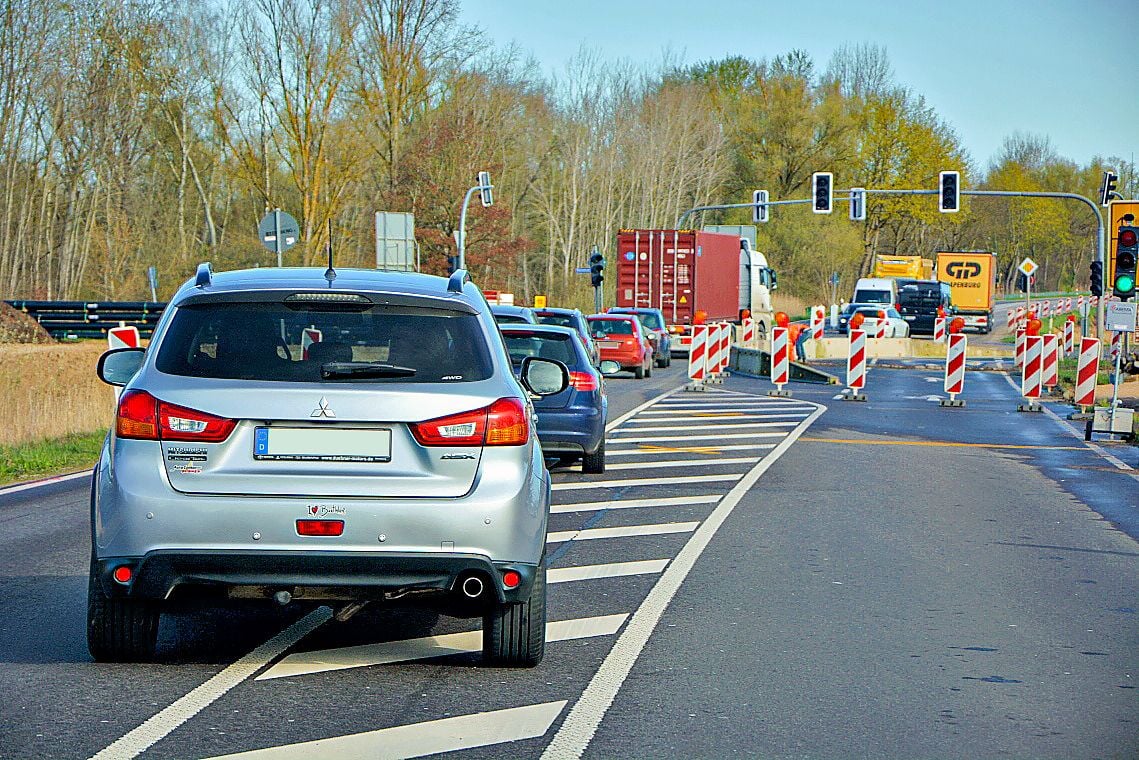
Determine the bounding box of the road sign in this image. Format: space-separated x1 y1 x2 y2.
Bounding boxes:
1105 301 1137 333
258 209 300 263
533 295 547 308
108 324 140 350
375 211 416 271
1017 258 1038 277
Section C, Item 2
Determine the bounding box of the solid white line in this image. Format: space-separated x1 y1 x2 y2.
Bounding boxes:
548 559 669 583
604 386 684 433
638 407 817 416
615 431 788 443
547 522 699 543
258 614 628 680
604 443 776 456
91 606 333 760
0 469 90 497
647 401 814 410
551 495 720 513
602 456 757 471
204 701 568 760
626 413 811 423
611 420 802 433
540 401 826 760
552 474 740 491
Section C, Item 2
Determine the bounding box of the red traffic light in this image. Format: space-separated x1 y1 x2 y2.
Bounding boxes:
1120 229 1138 247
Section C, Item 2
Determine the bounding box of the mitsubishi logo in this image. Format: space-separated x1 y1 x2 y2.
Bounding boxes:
311 397 336 418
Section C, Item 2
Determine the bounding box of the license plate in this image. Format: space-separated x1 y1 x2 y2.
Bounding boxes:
598 341 619 349
904 316 915 321
254 427 391 462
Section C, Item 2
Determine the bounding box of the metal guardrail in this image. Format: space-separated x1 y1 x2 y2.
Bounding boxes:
4 300 167 340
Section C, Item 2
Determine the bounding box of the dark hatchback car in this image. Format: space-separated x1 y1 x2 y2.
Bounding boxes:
499 324 608 473
533 307 599 366
607 306 671 367
490 304 537 325
897 280 953 335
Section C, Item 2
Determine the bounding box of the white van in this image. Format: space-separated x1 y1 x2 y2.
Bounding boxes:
852 277 899 308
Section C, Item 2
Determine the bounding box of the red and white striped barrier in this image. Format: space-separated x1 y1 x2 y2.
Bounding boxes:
933 317 946 342
107 324 140 350
811 306 825 340
1074 337 1099 409
1041 300 1051 319
1014 328 1026 368
1016 305 1026 325
1077 295 1085 313
1041 333 1059 390
715 322 731 374
845 328 867 400
874 314 886 339
1110 331 1122 362
770 326 790 394
1020 335 1042 408
1064 297 1072 311
686 324 710 384
1062 319 1075 356
1091 295 1099 308
942 333 967 405
1006 309 1016 330
741 318 755 346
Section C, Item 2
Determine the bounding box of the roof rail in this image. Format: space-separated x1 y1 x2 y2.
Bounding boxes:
194 262 213 288
447 269 469 294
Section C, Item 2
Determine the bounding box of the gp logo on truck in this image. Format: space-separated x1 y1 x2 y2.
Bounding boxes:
945 261 982 279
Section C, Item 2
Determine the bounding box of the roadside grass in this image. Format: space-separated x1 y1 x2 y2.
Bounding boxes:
1 429 105 486
2 341 114 447
772 293 807 319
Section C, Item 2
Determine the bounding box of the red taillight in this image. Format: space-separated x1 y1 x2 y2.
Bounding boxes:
112 565 133 584
411 398 528 447
296 519 344 537
485 398 528 446
502 569 522 589
117 389 160 439
116 389 235 443
568 371 599 392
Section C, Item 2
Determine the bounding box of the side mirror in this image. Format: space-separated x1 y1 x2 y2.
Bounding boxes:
598 360 620 376
98 347 146 386
520 356 569 396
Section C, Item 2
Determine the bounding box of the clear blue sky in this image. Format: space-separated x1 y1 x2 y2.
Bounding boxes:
461 0 1137 173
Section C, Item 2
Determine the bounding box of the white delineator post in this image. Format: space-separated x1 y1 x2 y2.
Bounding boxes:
769 326 790 397
1019 335 1043 412
941 332 967 407
685 324 709 391
1041 333 1059 393
933 317 946 343
844 328 867 401
1074 337 1099 410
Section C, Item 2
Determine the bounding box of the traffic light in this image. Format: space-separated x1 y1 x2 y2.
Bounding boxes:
1100 170 1118 207
939 171 960 213
1090 260 1103 297
752 189 769 223
446 255 460 275
589 249 605 288
849 187 866 221
812 172 832 214
478 170 493 207
1113 225 1138 300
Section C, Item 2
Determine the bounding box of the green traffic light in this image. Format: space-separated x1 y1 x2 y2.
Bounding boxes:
1116 274 1135 294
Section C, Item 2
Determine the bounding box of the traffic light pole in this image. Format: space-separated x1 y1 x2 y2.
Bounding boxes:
456 176 494 271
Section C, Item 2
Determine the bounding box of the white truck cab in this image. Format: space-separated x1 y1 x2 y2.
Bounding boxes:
852 277 899 308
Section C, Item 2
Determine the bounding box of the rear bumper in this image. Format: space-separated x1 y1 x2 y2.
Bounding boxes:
535 405 605 455
94 550 538 604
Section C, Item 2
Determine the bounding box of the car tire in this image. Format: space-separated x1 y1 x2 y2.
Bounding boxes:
656 355 667 368
645 360 652 378
581 438 605 474
634 365 644 379
483 556 546 667
87 564 160 662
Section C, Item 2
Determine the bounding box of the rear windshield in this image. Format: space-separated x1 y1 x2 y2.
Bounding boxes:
155 302 493 383
633 311 663 329
853 289 892 304
494 314 531 324
536 313 576 329
501 332 578 365
589 319 633 335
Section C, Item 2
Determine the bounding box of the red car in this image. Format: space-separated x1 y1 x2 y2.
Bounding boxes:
587 314 654 379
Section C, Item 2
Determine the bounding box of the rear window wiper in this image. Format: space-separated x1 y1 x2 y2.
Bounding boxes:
321 361 417 379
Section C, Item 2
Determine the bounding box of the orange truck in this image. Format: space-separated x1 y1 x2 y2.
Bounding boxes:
936 251 997 333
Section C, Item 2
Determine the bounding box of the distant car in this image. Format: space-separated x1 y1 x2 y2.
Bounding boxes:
852 306 910 338
490 304 537 325
898 280 953 336
607 307 671 367
587 313 653 379
499 324 608 473
533 307 599 366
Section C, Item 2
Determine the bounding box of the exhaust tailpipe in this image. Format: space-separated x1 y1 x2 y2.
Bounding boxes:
460 575 485 599
273 590 292 606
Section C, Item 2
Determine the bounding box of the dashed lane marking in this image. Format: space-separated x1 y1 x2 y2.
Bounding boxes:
203 701 568 760
547 559 670 583
613 431 789 444
551 474 740 491
547 522 699 543
550 495 720 514
626 413 811 423
257 614 628 680
601 456 757 471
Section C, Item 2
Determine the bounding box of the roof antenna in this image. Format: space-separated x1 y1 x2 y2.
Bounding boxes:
324 219 337 286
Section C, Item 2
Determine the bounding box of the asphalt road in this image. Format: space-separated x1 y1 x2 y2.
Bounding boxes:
0 359 1136 759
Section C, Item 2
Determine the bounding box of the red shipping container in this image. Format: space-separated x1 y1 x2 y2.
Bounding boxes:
614 230 741 326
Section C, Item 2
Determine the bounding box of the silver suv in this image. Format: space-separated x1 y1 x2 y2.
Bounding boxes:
90 265 567 666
